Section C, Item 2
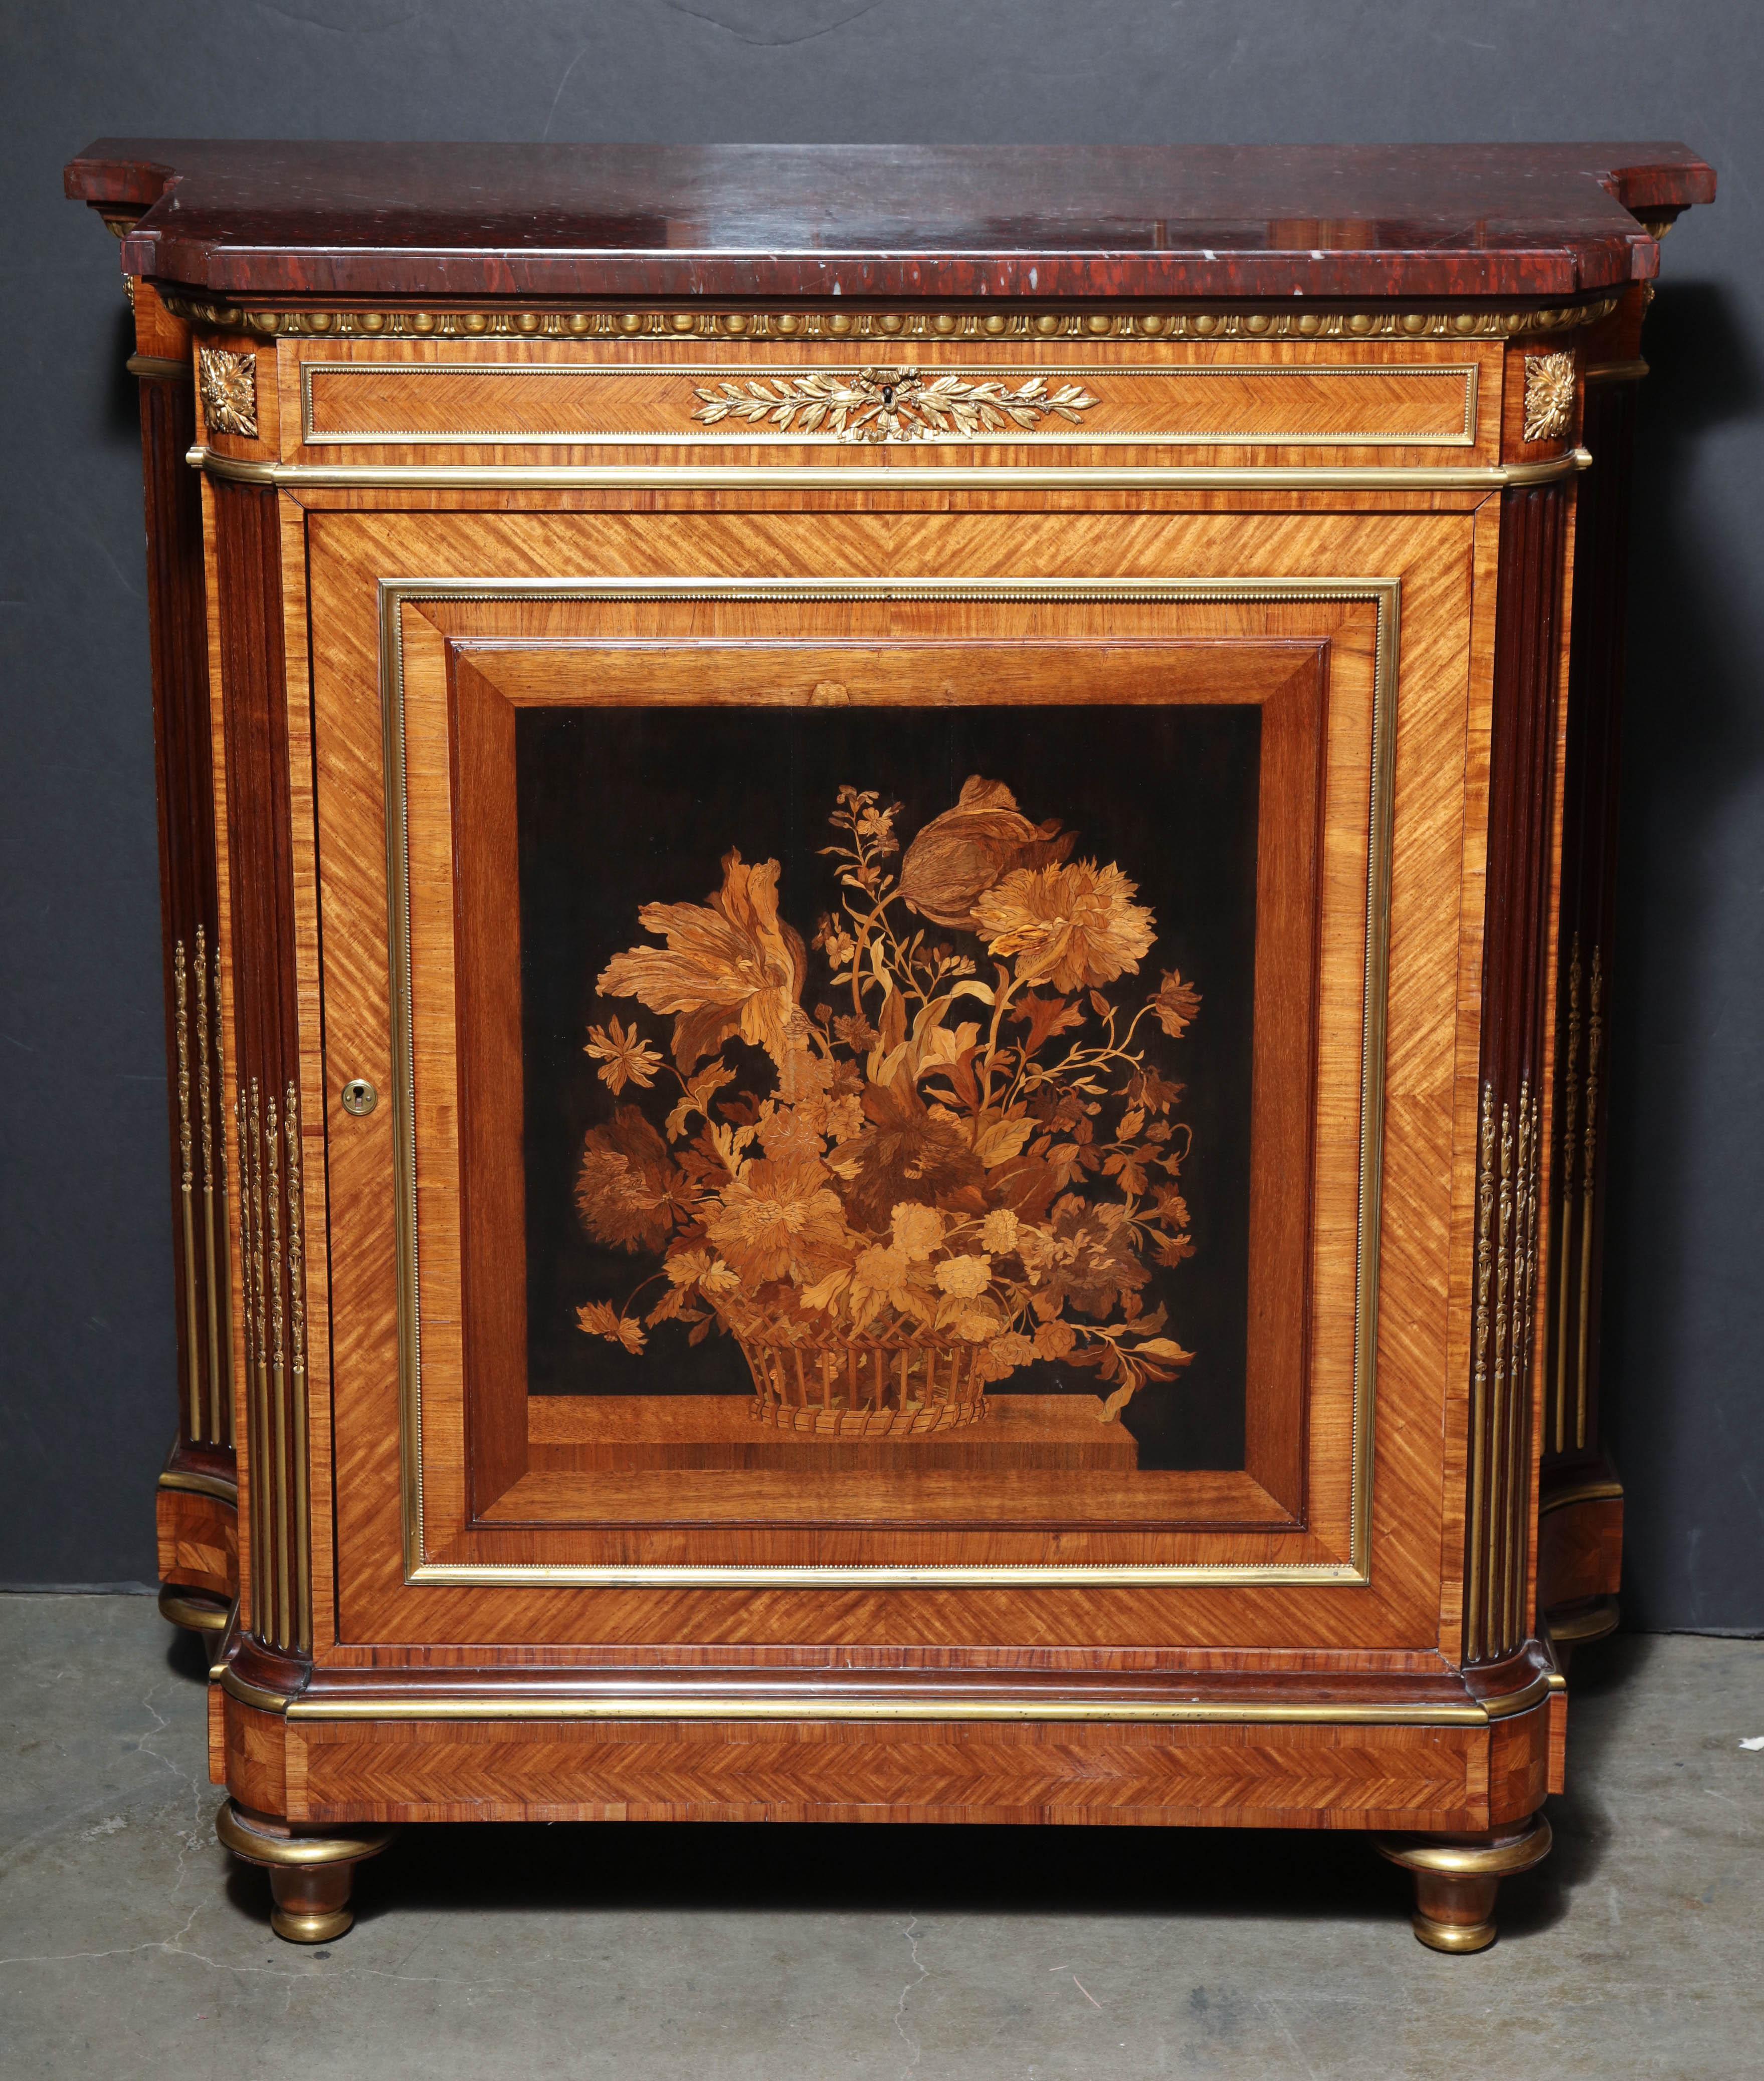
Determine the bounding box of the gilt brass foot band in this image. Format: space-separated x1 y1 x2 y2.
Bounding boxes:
1547 1597 1620 1648
157 1584 233 1634
1375 1815 1552 1954
215 1798 395 1944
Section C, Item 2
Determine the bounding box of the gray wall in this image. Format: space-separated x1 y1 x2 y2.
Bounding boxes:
3 1 1758 1628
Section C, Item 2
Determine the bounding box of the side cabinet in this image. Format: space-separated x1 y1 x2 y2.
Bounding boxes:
65 140 1712 1952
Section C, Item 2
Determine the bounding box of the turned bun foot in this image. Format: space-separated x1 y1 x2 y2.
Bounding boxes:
215 1798 395 1944
1375 1814 1552 1953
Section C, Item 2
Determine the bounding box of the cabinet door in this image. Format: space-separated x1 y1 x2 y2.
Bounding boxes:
303 504 1490 1654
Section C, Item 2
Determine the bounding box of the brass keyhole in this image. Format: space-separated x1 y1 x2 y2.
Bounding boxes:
340 1078 378 1117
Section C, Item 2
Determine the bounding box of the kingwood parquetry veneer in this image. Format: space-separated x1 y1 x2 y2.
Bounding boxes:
65 139 1713 1951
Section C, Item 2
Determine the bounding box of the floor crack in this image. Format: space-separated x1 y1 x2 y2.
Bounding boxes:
893 1914 931 2078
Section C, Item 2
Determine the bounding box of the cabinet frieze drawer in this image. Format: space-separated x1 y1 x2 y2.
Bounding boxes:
290 344 1488 458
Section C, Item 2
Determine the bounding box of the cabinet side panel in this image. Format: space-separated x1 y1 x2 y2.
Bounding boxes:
133 292 239 1607
1463 480 1569 1665
213 481 311 1664
1540 334 1641 1625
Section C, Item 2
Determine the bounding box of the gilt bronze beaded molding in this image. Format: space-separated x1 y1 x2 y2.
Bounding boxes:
164 290 1621 344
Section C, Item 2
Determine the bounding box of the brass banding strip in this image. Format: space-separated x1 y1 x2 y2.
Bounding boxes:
189 446 1592 492
126 353 189 382
157 1467 240 1503
409 1560 1367 1587
1474 1671 1551 1721
220 1665 294 1714
1583 358 1649 384
284 1694 1490 1726
1538 1479 1624 1515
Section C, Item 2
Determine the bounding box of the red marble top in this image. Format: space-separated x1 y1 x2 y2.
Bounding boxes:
66 140 1714 305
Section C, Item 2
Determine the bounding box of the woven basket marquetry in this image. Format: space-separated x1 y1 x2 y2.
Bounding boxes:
736 1332 989 1435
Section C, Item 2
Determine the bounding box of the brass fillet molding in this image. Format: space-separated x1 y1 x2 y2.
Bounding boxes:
275 1667 1550 1727
376 573 1397 1589
1583 357 1650 386
220 1664 295 1715
1521 351 1578 443
1538 1478 1624 1516
157 1466 240 1503
186 445 1593 493
283 1692 1491 1726
1474 1670 1552 1721
126 353 190 383
163 290 1622 343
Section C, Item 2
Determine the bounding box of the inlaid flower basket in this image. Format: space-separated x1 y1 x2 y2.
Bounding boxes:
737 1329 988 1435
573 774 1205 1431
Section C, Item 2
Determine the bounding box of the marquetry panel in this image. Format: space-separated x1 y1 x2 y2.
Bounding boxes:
287 1714 1484 1832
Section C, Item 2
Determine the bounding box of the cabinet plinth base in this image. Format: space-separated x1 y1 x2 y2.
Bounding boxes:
215 1798 395 1944
1376 1814 1552 1952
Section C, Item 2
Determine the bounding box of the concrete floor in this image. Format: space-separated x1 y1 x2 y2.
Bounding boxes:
1 1600 1760 2081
